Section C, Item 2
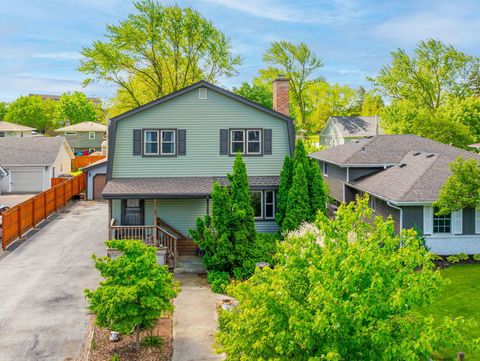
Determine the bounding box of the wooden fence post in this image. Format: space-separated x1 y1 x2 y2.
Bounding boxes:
458 352 465 361
17 205 22 240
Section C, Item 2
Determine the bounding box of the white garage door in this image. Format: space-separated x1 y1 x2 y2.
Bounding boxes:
10 169 44 193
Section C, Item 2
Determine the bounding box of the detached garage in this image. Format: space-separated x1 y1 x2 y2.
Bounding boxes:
0 137 74 193
83 159 107 200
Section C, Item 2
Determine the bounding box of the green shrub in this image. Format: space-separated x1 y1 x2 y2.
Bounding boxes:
110 354 120 361
473 254 480 261
458 253 469 261
207 271 230 294
447 255 460 263
142 335 163 348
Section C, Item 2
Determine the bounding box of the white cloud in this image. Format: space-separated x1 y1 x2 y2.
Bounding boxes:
199 0 361 24
32 51 81 60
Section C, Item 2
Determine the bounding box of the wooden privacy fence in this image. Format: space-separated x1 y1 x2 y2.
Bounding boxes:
72 155 105 170
51 177 67 187
1 173 86 250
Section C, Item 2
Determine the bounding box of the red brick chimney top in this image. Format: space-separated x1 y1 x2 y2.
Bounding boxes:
272 75 289 116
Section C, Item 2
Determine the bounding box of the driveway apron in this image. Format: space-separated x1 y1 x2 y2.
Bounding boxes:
0 201 107 361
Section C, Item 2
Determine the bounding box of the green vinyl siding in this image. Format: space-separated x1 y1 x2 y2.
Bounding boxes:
112 87 290 178
144 198 207 236
112 199 121 221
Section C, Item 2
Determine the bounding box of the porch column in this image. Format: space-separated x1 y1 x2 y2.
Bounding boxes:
108 199 112 240
153 198 158 246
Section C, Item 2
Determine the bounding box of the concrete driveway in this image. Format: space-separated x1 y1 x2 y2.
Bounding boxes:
0 194 36 208
0 201 107 361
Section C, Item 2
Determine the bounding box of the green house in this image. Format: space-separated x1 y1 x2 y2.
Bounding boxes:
103 79 294 260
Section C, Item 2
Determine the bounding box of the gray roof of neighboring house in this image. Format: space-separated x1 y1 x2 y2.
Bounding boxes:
309 134 480 166
56 121 107 132
323 116 384 138
0 120 35 132
0 136 71 166
82 158 107 171
102 176 280 199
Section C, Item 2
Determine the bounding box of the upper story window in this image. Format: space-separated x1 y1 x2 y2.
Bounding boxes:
433 207 451 233
144 130 159 155
89 132 95 140
143 129 176 156
161 130 176 155
230 129 262 155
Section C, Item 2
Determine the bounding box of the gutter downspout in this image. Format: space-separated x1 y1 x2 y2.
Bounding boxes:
387 201 403 231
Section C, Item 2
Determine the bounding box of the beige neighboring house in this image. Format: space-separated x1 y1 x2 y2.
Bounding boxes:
319 116 383 148
55 121 107 154
0 121 35 138
0 137 74 193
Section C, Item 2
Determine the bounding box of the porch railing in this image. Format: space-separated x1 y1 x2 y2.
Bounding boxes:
109 218 178 267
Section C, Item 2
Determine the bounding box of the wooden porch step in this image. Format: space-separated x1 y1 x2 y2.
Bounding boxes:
177 238 199 256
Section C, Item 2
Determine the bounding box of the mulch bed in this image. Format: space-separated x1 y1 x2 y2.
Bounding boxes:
88 317 173 361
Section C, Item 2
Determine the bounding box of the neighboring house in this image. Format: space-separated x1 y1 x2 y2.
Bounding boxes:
103 78 295 256
0 121 35 138
83 158 107 200
0 137 74 193
319 116 383 147
0 165 7 196
29 93 101 105
309 134 480 255
55 121 107 154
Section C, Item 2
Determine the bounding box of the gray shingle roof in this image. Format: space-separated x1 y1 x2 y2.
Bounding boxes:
102 176 280 199
0 136 70 166
0 121 35 132
327 116 384 138
309 134 480 166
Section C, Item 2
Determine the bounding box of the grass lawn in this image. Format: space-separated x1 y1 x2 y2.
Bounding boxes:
419 264 480 360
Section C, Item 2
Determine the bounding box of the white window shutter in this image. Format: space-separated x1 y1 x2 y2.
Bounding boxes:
475 208 480 234
423 206 433 235
452 210 463 235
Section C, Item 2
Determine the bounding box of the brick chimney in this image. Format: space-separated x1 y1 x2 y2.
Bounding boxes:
272 75 289 116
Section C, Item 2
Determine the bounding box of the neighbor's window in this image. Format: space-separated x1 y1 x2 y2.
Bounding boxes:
247 130 261 154
161 130 176 155
65 131 77 136
144 130 159 155
433 208 451 233
250 191 263 219
231 130 245 154
264 190 275 219
323 162 328 176
0 132 5 137
89 132 95 140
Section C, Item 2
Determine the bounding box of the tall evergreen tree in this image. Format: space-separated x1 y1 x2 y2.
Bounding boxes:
282 163 310 233
275 156 294 226
309 161 328 220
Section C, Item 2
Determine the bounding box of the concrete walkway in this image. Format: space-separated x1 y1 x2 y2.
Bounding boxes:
0 201 107 361
173 260 225 361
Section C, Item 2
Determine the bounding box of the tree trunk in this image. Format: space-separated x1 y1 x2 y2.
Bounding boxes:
135 324 141 351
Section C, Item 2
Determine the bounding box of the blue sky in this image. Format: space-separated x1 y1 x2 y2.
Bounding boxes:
1 0 480 102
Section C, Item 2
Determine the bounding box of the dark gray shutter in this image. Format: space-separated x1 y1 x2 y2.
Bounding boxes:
264 129 272 155
133 129 142 155
178 129 186 155
220 129 228 155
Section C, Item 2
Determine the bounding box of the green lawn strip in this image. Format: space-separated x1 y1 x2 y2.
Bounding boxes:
418 264 480 360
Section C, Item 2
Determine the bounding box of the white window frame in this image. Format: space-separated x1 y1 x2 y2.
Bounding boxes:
89 131 95 140
144 130 159 155
230 129 245 154
251 190 264 220
264 190 275 220
65 131 77 136
246 129 262 155
433 208 452 234
160 130 176 155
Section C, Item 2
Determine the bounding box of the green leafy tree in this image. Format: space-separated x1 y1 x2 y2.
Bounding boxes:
282 162 310 232
275 156 293 226
79 1 241 113
260 41 324 129
435 158 480 215
232 82 272 109
360 91 384 116
85 240 178 351
309 161 328 220
217 197 475 360
5 95 56 133
0 102 7 120
55 91 98 126
441 96 480 140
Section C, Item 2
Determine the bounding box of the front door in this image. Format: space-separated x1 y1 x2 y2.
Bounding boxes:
122 199 144 225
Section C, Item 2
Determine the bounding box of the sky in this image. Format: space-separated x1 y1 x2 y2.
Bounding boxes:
1 0 480 102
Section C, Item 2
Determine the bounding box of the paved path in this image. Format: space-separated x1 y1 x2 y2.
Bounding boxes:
0 201 107 361
173 270 225 361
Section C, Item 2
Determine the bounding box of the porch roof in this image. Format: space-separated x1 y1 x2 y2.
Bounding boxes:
102 176 280 199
